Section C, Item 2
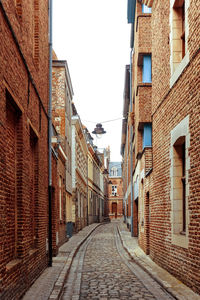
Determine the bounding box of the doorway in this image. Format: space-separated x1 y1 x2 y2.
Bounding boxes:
112 202 117 218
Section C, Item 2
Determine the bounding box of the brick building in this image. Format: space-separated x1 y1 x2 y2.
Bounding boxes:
51 55 74 252
0 1 49 299
122 0 200 294
108 162 123 220
86 132 103 224
71 104 88 232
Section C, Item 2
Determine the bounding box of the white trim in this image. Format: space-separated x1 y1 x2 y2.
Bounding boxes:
170 52 190 88
170 115 190 248
170 0 190 87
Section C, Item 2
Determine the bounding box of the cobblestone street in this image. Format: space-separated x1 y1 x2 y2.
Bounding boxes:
61 222 174 300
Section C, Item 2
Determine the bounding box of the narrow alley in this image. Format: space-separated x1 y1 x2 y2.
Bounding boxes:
23 220 196 300
1 0 200 299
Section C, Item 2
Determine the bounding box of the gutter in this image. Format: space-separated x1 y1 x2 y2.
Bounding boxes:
48 0 53 267
129 0 136 237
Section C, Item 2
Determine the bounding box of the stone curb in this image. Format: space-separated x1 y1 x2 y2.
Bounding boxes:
117 225 200 300
49 223 102 300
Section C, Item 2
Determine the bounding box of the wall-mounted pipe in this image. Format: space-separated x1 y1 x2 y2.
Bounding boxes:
48 0 53 267
129 0 136 237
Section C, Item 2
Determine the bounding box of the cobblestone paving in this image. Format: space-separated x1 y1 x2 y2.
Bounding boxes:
79 223 173 300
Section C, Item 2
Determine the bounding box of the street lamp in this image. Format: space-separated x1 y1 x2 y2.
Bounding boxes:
92 123 106 139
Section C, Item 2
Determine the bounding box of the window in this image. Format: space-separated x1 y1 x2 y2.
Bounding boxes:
33 0 39 68
173 137 186 234
172 1 185 64
6 90 22 259
170 115 190 248
142 4 152 13
78 191 81 217
134 176 139 200
142 55 152 83
170 0 190 87
112 185 117 196
143 124 152 149
59 176 62 220
15 0 22 20
110 167 118 177
30 126 38 249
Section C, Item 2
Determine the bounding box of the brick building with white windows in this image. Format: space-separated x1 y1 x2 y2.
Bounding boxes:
108 162 123 219
122 0 200 294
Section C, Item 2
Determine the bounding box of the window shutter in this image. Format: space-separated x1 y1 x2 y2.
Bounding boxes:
143 124 152 148
142 55 152 83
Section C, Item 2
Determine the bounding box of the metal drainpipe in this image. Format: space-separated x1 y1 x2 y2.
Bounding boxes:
126 123 128 224
130 0 136 238
48 0 53 267
130 49 134 237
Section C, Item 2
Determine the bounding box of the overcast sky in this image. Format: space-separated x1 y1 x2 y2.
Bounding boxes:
53 0 130 161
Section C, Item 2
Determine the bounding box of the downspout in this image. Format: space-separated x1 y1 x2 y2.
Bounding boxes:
48 0 53 267
130 0 136 237
87 154 89 226
130 48 134 237
126 123 128 224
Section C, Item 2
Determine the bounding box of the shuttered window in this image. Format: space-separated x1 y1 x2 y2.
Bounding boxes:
143 124 152 149
142 55 152 83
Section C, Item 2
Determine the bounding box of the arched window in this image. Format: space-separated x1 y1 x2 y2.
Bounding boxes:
173 136 186 233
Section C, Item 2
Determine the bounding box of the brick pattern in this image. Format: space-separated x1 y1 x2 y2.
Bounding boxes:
123 0 200 293
33 0 39 68
52 61 73 252
0 1 49 298
149 0 200 294
15 0 22 21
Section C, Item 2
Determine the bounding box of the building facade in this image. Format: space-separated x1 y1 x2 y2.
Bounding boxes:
52 57 74 251
71 104 88 232
108 162 123 220
0 1 49 298
122 0 200 294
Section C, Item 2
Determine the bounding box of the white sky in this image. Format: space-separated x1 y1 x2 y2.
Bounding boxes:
53 0 130 161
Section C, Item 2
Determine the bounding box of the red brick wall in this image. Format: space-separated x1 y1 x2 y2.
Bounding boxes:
57 155 67 247
150 0 200 294
0 1 49 298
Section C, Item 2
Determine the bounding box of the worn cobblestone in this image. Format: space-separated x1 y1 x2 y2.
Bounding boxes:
79 223 167 300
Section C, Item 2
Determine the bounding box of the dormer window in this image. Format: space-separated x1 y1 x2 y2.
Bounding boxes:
110 167 118 177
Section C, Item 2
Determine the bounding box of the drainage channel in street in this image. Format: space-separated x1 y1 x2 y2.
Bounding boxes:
115 226 176 300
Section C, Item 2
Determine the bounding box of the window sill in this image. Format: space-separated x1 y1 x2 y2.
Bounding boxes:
172 233 188 249
136 83 152 96
170 51 189 88
29 248 38 257
6 259 22 271
136 14 151 32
